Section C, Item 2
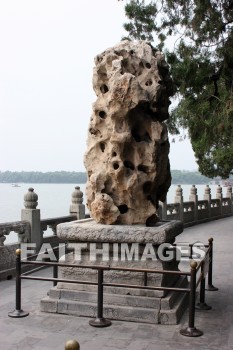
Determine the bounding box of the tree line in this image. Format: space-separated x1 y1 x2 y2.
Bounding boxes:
122 0 233 179
0 170 216 184
0 171 87 184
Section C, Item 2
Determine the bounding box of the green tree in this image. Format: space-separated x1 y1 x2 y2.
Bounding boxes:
122 0 233 178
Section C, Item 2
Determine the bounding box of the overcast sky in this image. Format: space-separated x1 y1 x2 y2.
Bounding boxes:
0 0 198 172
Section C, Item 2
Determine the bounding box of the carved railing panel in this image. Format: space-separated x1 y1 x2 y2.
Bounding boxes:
183 201 195 223
166 203 180 220
197 200 208 220
0 221 30 246
222 197 231 215
40 215 76 237
210 199 221 217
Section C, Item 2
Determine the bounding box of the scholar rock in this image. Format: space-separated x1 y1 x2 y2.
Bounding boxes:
84 40 173 225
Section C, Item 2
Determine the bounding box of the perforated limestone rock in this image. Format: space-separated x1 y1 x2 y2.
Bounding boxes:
84 40 174 225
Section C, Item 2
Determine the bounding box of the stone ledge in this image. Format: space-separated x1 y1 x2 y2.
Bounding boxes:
57 219 183 244
159 292 189 325
56 299 160 324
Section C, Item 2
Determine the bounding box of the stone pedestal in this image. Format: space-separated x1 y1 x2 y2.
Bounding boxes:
41 219 188 324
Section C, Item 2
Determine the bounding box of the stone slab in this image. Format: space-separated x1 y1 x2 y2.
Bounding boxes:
159 292 189 325
59 289 160 308
57 218 183 244
57 299 160 324
57 282 164 298
160 275 188 310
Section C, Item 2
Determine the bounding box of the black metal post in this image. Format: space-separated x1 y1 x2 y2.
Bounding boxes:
53 248 58 287
89 269 111 327
180 261 203 337
8 249 29 318
53 265 58 287
196 267 212 310
189 244 193 259
144 272 148 286
206 238 218 291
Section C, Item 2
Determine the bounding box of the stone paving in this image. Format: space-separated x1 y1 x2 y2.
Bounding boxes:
0 217 233 350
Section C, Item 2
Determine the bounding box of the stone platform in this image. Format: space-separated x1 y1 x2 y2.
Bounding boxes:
41 219 188 324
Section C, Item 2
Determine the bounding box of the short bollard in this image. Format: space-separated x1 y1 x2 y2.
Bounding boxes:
89 269 111 327
65 339 80 350
8 249 29 318
180 261 203 337
53 247 59 287
196 269 212 310
206 238 218 291
144 271 148 286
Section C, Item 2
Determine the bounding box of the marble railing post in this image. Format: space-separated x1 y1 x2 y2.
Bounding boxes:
216 185 223 216
174 185 183 221
160 199 167 220
70 186 85 219
21 188 42 251
203 185 211 218
189 185 198 222
226 185 233 214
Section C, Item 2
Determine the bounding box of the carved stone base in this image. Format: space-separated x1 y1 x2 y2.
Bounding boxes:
41 219 188 324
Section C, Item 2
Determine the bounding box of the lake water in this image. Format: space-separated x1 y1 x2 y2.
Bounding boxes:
0 182 224 243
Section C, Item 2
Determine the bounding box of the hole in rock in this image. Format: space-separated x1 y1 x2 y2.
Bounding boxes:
89 128 100 136
145 79 153 86
139 61 144 70
124 160 134 170
131 128 141 142
147 195 156 206
118 204 128 214
145 62 151 69
112 152 117 157
138 164 149 173
130 50 134 55
100 84 109 94
99 142 105 152
132 128 151 143
125 168 132 177
113 163 119 170
143 181 153 194
160 141 167 147
99 111 106 119
96 55 103 63
151 112 159 122
102 177 113 196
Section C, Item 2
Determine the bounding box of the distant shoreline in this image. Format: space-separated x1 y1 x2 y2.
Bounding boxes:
0 170 218 185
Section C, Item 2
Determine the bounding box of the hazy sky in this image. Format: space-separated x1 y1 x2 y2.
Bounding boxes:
0 0 198 172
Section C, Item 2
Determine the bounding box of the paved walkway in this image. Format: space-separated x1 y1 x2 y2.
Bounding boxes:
0 217 233 350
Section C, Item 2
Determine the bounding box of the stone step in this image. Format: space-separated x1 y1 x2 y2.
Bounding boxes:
56 281 165 298
49 287 160 309
159 291 189 325
160 275 188 310
41 275 189 324
41 297 160 324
